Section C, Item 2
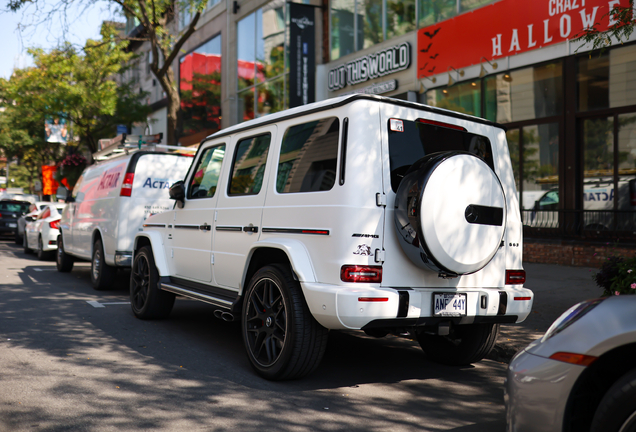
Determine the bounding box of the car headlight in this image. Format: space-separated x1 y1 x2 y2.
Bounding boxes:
543 297 606 341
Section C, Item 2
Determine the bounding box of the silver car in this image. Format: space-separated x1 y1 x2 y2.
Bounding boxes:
505 295 636 432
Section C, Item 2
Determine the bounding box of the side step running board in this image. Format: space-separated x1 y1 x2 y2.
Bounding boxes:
160 282 234 310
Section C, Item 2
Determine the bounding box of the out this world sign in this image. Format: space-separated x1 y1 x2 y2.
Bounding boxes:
328 42 411 91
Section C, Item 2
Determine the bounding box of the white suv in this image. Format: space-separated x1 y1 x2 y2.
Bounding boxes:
57 139 193 290
131 95 533 380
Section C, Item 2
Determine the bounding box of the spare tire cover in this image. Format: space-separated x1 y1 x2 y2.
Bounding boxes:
394 151 506 275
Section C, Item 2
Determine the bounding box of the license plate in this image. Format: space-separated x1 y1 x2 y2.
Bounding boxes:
8 223 16 228
433 293 467 317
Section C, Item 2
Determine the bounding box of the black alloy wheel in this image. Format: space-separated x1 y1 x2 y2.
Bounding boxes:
130 246 174 319
242 264 328 381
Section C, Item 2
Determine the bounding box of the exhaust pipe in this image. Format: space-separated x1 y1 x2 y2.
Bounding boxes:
213 310 234 322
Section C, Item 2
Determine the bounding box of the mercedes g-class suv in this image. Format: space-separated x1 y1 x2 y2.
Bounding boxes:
130 95 533 380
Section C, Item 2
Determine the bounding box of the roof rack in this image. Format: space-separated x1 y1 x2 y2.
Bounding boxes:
93 133 197 161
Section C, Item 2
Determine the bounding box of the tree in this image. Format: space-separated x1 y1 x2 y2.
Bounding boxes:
574 0 635 51
9 0 209 146
1 23 150 155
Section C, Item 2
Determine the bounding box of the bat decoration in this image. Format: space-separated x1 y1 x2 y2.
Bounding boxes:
428 66 436 73
419 43 432 53
429 53 439 59
423 28 440 39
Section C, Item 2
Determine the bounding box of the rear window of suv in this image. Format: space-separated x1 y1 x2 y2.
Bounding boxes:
388 118 494 192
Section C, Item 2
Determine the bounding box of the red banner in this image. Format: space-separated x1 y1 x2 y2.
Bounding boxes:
417 0 629 79
42 165 59 196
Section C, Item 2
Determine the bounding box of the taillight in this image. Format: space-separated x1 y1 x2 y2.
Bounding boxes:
49 220 60 229
549 352 597 367
505 269 526 285
340 265 382 283
120 173 135 197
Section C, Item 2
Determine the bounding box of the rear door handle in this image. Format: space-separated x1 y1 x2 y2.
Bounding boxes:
200 223 211 231
243 226 258 233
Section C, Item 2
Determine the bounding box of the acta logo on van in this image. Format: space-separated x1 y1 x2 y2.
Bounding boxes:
98 171 121 190
143 178 176 189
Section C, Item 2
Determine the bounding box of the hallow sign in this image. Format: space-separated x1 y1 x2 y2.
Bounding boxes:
328 42 411 91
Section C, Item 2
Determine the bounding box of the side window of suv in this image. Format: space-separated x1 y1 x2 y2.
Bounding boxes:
228 134 271 196
276 117 339 193
188 145 226 199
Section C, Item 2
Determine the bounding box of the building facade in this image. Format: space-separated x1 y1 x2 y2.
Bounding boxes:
123 0 636 252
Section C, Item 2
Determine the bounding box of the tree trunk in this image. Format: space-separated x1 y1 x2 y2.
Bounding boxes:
156 67 181 146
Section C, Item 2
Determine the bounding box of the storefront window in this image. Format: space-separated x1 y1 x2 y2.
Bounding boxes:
506 129 520 194
618 113 636 228
237 0 288 122
578 54 609 112
610 45 636 109
522 123 559 195
583 117 614 175
485 62 562 123
426 80 481 117
179 35 222 146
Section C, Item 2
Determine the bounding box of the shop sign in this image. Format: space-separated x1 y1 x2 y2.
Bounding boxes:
328 42 411 91
417 0 629 79
289 3 316 107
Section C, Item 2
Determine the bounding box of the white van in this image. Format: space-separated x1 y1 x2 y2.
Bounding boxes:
56 136 194 290
130 95 533 380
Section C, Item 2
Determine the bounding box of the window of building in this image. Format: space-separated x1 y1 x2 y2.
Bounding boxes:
229 134 271 195
417 0 456 28
179 0 222 30
578 44 636 112
179 35 222 147
188 145 226 199
237 0 288 122
426 80 481 117
277 117 340 193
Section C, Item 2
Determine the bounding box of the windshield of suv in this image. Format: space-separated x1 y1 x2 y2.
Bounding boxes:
388 119 494 192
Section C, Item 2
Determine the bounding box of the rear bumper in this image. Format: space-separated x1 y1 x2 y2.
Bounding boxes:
301 282 533 330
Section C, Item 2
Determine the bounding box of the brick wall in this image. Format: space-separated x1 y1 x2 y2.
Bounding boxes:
524 239 636 268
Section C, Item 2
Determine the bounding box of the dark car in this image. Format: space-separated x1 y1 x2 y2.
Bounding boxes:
0 200 32 236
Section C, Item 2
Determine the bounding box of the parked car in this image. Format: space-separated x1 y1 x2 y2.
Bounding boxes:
23 204 66 260
0 200 32 237
56 135 194 290
131 94 533 380
15 201 50 244
505 295 636 432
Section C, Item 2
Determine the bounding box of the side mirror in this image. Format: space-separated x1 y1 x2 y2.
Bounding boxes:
56 186 72 203
169 181 186 207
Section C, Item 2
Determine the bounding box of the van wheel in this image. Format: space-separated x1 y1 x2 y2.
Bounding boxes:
417 323 500 366
56 235 74 272
91 239 116 290
23 234 32 254
242 264 328 381
130 246 175 319
591 368 636 432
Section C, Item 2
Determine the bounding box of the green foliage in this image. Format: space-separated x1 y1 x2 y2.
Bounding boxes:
574 0 635 52
0 23 150 155
594 255 636 296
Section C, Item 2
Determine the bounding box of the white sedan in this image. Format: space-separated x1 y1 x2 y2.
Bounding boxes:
24 204 66 260
15 201 50 244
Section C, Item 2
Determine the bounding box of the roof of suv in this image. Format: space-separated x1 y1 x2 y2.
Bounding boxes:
203 94 505 144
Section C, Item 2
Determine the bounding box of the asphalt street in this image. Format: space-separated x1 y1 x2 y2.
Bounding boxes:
0 237 508 432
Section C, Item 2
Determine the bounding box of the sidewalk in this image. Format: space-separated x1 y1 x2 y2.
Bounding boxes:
489 262 601 362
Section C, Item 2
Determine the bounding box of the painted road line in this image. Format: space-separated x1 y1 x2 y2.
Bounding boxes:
86 301 131 308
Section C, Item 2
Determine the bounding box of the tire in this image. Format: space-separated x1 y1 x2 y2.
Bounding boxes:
242 264 328 381
23 234 32 254
130 246 175 319
37 235 50 261
91 239 116 290
417 323 500 366
591 368 636 432
14 229 22 245
56 235 74 272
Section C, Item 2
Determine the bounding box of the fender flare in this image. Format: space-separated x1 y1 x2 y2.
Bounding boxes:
246 238 316 284
134 232 170 276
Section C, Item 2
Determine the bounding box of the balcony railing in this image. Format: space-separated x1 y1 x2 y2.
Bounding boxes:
522 209 636 241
